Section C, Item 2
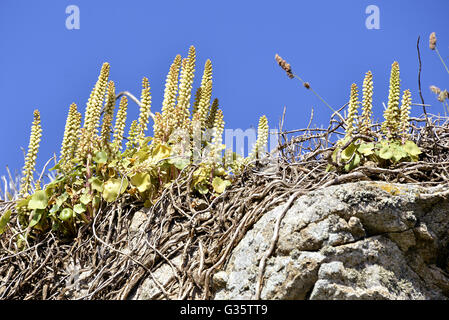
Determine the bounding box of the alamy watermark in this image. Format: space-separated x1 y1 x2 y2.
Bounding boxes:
163 124 279 167
66 5 80 30
365 5 380 30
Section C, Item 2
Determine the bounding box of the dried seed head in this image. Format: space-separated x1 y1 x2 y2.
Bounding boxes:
429 32 437 50
303 82 311 89
430 85 441 95
438 90 449 102
275 54 294 79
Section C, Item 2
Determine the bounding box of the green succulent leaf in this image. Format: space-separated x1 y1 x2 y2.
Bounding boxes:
152 144 172 162
134 150 150 163
403 140 422 157
80 192 92 205
73 203 86 214
28 209 44 228
16 196 30 209
0 209 11 234
130 172 152 193
108 159 118 168
89 177 104 192
102 178 129 202
48 204 60 217
344 153 361 172
378 146 393 160
212 177 231 194
341 143 357 161
358 143 375 156
391 144 407 162
169 157 190 170
28 190 48 210
196 183 209 195
93 150 108 164
121 158 132 168
56 192 69 207
59 208 74 221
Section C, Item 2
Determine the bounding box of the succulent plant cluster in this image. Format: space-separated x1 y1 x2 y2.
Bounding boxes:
4 46 269 242
329 61 421 172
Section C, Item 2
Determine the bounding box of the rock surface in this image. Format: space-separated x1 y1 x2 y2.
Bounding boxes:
212 181 449 300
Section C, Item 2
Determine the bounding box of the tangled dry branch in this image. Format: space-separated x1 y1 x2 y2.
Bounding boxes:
1 112 449 300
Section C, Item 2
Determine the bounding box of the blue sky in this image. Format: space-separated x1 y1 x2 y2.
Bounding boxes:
0 0 448 179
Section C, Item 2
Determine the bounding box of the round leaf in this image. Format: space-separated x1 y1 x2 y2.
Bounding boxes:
0 209 12 234
378 146 393 160
102 178 129 202
391 145 407 162
341 143 357 161
28 190 49 210
344 153 361 172
73 203 86 214
56 192 69 207
130 173 152 193
196 183 209 195
93 150 108 164
89 177 104 192
403 140 422 157
357 143 374 156
59 208 74 221
212 177 231 194
169 157 190 170
152 144 172 162
28 209 44 228
80 192 92 205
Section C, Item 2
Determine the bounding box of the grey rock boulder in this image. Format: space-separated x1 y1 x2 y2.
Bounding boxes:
212 181 449 300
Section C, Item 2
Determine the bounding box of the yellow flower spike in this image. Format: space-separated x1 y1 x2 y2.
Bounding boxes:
159 56 183 141
176 46 196 123
206 98 219 129
60 103 81 170
19 110 42 197
360 71 373 135
345 83 359 139
399 89 412 142
152 112 164 144
162 54 182 115
192 60 212 117
100 80 116 146
126 120 139 149
72 111 82 160
80 62 110 156
138 77 152 141
382 61 401 137
248 115 269 161
192 111 201 122
197 79 213 125
192 87 202 115
112 96 128 153
200 59 213 90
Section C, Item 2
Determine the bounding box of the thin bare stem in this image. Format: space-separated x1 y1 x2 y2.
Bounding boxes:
292 74 345 123
435 47 449 76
